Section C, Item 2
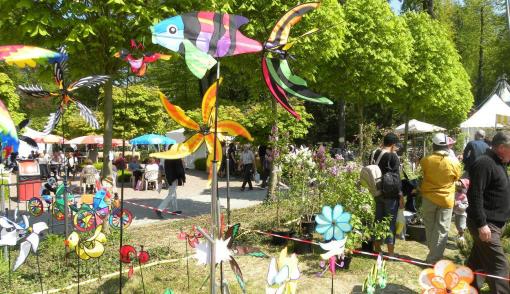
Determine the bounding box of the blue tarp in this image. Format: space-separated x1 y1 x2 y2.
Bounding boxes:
129 134 176 145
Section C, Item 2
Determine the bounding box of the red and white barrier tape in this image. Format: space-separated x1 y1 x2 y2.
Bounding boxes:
247 228 510 281
118 201 510 282
122 200 190 218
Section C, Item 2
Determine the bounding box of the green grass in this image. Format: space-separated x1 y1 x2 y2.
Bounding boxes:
2 199 508 293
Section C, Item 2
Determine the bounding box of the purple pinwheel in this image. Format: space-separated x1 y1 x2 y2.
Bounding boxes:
315 204 352 241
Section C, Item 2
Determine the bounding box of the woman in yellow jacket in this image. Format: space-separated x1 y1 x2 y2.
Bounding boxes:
420 133 461 263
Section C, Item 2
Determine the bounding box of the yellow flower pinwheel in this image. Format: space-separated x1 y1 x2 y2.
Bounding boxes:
419 260 477 294
151 78 253 183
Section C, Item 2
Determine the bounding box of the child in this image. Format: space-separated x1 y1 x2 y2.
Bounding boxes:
454 178 469 243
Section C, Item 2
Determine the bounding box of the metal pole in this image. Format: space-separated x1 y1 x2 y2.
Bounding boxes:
62 108 69 240
226 153 230 225
209 60 222 294
119 67 129 294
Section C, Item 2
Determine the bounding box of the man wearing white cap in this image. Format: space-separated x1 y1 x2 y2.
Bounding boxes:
420 133 461 263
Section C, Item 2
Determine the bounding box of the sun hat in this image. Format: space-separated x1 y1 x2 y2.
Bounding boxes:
432 133 448 146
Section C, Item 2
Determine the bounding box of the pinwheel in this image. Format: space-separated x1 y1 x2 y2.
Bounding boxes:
114 40 171 77
0 214 48 271
315 204 352 293
418 260 477 294
18 49 109 134
193 223 246 292
150 2 332 120
0 45 66 67
150 79 253 182
120 244 150 292
178 225 205 248
362 254 387 294
266 247 300 294
65 225 107 260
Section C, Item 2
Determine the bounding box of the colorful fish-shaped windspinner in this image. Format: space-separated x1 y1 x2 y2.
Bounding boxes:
114 40 171 77
0 45 67 68
18 48 109 134
151 2 332 119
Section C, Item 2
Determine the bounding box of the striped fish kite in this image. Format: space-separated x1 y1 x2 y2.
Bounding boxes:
151 2 331 119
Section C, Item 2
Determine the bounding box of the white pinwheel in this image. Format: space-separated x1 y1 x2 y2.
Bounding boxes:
0 213 48 271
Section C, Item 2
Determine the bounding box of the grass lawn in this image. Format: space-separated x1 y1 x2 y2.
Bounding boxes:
0 200 496 293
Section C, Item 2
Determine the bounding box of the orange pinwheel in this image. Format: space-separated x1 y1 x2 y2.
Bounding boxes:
151 78 253 182
418 260 477 294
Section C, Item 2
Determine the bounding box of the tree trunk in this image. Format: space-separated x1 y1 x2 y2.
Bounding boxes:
403 104 410 152
337 99 346 149
476 5 485 104
358 103 364 162
268 98 278 201
102 79 113 179
422 0 435 18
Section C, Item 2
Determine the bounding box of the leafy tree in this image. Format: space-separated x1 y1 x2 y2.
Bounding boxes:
110 84 168 139
395 12 473 149
329 0 413 153
0 73 25 124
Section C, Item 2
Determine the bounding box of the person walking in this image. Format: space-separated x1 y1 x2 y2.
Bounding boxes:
240 145 255 191
372 133 404 256
466 132 510 293
463 129 489 175
156 158 186 218
420 133 461 263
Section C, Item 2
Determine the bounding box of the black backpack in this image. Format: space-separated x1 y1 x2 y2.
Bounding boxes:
381 154 401 197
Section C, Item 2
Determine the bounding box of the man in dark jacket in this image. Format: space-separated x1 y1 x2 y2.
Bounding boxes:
156 157 186 218
463 129 489 175
466 132 510 293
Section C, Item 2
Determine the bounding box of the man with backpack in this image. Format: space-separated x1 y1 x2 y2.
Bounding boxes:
420 133 461 263
371 133 404 256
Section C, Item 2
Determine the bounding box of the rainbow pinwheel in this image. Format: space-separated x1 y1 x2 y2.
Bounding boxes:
18 48 109 134
151 79 253 181
114 40 171 77
0 100 19 151
266 247 300 294
150 2 332 119
419 260 477 294
65 225 107 260
0 45 66 67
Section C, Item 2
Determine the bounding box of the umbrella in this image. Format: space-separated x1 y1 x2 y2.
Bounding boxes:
68 135 124 146
130 134 176 145
23 127 67 144
394 119 445 134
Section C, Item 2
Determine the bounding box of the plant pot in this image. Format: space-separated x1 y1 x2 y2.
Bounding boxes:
270 228 295 246
407 224 426 242
360 240 374 252
292 234 314 254
335 255 352 270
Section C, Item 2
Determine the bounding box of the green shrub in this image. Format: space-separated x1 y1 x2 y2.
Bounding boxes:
117 170 132 183
194 157 207 171
93 162 103 171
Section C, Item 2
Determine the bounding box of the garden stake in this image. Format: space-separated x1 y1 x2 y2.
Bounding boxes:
331 272 334 294
119 64 130 294
77 253 80 294
185 240 190 292
139 245 146 294
36 252 44 293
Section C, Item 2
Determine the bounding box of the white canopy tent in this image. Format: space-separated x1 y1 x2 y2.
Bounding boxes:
395 119 446 134
460 92 510 139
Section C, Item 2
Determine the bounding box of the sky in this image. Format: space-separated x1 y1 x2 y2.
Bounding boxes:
390 0 403 14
